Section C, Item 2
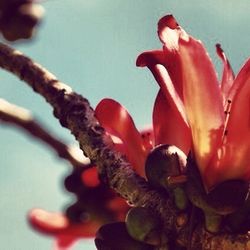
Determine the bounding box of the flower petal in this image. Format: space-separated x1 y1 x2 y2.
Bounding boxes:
153 90 191 154
136 52 188 128
136 50 184 101
28 209 99 237
179 37 224 181
157 14 189 98
95 98 147 176
216 44 235 103
136 50 183 97
207 59 250 187
227 58 250 101
136 15 190 128
28 209 69 235
157 15 188 53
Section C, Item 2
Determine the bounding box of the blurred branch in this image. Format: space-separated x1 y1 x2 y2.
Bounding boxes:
0 98 89 168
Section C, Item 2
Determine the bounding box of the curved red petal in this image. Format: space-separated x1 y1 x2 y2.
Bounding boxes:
137 50 184 102
28 209 99 237
153 90 191 154
137 51 188 128
179 37 224 184
28 209 69 235
205 59 250 188
151 64 188 123
136 15 189 129
216 44 235 103
95 98 147 176
136 50 165 67
157 15 188 52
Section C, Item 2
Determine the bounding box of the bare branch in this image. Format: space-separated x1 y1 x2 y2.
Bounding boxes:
0 98 90 168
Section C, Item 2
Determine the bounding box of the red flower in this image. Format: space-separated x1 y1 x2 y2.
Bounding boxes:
96 14 250 191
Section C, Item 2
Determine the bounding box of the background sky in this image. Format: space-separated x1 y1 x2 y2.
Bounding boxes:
0 0 250 249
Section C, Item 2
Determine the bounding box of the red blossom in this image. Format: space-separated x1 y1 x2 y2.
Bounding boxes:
96 14 250 191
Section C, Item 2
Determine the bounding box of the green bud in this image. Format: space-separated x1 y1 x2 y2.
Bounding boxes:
145 144 188 210
204 212 222 233
95 222 154 250
173 187 189 210
145 144 187 189
125 207 161 245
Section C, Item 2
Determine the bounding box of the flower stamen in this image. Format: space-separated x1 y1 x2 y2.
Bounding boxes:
223 99 232 138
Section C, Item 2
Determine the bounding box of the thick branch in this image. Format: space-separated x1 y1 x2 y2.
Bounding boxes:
0 98 89 168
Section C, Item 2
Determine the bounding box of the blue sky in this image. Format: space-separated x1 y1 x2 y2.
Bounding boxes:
0 1 250 249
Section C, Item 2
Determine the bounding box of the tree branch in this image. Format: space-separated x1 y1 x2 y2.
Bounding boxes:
0 98 89 168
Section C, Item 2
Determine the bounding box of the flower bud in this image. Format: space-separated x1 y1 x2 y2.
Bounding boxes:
145 144 187 189
125 207 161 246
145 144 188 209
95 222 154 250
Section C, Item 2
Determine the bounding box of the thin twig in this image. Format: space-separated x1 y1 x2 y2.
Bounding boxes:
0 98 90 168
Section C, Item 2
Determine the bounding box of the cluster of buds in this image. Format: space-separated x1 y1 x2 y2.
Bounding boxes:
0 0 44 41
